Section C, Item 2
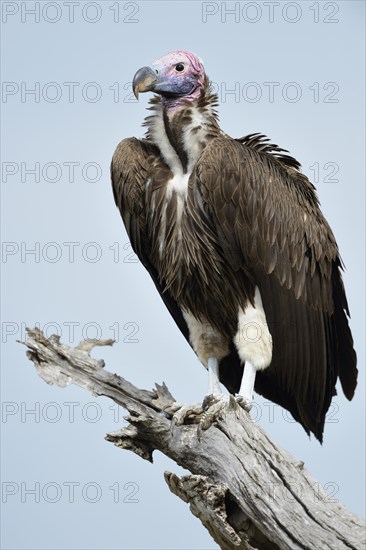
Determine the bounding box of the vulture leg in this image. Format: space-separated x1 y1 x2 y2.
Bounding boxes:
236 362 256 411
207 356 222 396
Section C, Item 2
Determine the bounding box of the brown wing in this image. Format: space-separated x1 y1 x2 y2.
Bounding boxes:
195 137 357 441
111 137 191 344
111 138 153 260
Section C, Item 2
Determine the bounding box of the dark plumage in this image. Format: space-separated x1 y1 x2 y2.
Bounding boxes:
111 51 357 442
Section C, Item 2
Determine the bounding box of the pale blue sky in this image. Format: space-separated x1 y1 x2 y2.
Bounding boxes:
1 1 365 549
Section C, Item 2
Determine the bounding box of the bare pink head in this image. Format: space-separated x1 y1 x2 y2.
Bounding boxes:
132 50 206 110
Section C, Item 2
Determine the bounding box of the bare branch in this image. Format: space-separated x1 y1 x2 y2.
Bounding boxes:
21 328 365 550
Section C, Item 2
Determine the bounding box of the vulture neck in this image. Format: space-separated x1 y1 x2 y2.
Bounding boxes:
145 84 222 180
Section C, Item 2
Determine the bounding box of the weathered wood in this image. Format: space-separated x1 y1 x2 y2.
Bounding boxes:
21 328 365 550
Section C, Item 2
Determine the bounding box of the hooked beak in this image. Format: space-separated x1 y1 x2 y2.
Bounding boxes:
132 66 158 99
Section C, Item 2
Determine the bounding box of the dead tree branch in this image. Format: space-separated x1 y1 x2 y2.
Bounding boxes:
21 328 365 550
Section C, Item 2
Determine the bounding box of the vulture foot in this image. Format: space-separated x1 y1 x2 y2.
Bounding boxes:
235 394 253 412
198 394 236 432
171 402 205 432
170 394 251 437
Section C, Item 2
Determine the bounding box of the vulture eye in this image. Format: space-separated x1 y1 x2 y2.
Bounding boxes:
175 63 185 72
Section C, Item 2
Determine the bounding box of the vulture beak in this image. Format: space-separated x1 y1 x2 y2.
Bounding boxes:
132 66 158 99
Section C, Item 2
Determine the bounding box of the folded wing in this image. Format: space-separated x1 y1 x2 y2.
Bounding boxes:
194 137 357 440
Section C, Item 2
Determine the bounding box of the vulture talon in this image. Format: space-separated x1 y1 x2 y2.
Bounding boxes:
199 395 231 431
235 395 252 413
171 402 205 429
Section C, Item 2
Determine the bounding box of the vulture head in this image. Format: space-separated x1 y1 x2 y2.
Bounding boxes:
132 50 206 108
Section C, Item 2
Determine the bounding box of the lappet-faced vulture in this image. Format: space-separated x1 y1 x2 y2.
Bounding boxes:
111 51 357 442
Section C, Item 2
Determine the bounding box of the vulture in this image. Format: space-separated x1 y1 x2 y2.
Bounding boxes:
111 50 357 442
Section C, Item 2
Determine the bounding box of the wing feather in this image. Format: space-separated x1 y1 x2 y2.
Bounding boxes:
196 138 338 310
